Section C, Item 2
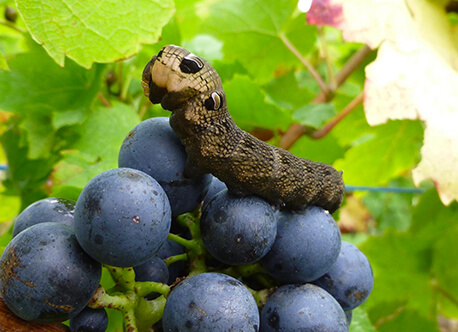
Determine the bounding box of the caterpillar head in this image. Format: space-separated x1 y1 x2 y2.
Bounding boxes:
142 45 223 111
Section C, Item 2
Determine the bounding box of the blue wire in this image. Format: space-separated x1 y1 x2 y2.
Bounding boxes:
345 185 425 194
0 164 7 171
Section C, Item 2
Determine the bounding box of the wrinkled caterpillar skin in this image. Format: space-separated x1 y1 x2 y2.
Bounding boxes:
142 45 345 213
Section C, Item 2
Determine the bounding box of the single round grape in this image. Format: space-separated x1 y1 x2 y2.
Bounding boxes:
201 190 277 265
260 284 348 332
312 241 374 310
202 176 227 208
118 117 212 217
155 239 187 284
0 222 101 322
162 273 259 331
261 206 341 283
134 256 169 300
74 168 171 267
69 307 108 332
12 197 75 237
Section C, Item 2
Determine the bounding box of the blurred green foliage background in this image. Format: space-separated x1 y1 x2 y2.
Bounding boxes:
1 0 457 330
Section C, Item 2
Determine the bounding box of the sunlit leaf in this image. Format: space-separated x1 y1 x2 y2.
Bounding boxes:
16 0 175 68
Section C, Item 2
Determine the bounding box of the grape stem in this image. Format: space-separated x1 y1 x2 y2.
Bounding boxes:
163 253 188 266
104 265 136 291
167 233 195 249
176 211 208 276
88 285 132 310
136 281 170 298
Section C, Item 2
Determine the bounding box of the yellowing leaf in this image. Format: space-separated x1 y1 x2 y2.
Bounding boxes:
16 0 175 68
308 0 458 205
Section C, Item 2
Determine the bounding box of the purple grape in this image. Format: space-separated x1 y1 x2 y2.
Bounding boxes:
155 239 187 284
260 284 348 331
162 273 259 331
118 117 211 217
261 206 341 283
134 257 169 300
0 222 101 322
12 197 75 237
74 168 171 267
201 190 277 265
69 307 108 332
312 241 374 310
202 176 227 208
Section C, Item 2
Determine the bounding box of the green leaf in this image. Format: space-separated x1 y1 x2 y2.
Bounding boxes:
0 124 54 207
360 190 458 329
51 102 139 200
0 40 103 125
182 34 223 62
203 0 316 81
19 112 54 159
334 120 424 186
16 0 175 68
289 134 345 165
0 188 20 223
350 306 378 332
432 224 458 318
263 71 316 110
375 309 439 332
361 229 434 318
361 178 415 231
223 75 292 131
0 51 9 70
292 103 337 128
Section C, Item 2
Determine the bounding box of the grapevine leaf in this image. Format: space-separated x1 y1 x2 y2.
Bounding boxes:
292 103 337 128
360 190 458 327
334 120 423 186
0 125 54 207
262 71 316 110
308 0 458 205
203 0 317 81
350 306 377 332
432 225 458 318
15 0 175 68
224 75 292 131
361 178 414 231
0 40 103 126
19 112 54 159
375 310 439 332
290 134 344 165
51 102 139 200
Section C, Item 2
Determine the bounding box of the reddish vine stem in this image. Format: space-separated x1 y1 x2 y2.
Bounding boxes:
280 44 373 150
97 93 111 108
311 92 364 139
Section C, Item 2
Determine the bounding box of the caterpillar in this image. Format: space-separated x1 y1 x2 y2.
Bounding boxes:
141 45 345 213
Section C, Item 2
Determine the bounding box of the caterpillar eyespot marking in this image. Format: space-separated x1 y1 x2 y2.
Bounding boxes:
180 53 204 74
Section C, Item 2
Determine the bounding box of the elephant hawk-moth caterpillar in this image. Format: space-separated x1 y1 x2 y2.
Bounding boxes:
141 45 345 213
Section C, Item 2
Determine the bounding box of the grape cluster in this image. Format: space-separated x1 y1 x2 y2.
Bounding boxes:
0 117 374 331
